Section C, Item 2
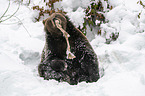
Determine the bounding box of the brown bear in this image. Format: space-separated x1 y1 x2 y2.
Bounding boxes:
38 12 100 85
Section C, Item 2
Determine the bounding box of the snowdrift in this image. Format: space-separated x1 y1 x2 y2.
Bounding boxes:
0 0 145 96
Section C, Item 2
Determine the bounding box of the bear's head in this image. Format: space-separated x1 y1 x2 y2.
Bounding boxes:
43 13 67 36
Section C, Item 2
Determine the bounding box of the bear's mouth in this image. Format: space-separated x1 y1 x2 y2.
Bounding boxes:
53 18 61 27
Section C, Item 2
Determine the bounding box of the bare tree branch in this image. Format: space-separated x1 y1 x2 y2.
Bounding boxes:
0 0 20 23
1 15 31 37
0 0 10 21
13 16 31 37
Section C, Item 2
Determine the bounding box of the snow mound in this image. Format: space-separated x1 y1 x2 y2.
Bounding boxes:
0 0 145 96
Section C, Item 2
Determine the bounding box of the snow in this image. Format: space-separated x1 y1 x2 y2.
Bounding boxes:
67 7 85 28
0 0 145 96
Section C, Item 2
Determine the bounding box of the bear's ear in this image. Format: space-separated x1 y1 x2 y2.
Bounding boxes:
43 19 46 25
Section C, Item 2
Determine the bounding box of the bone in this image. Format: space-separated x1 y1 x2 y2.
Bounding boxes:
55 20 76 59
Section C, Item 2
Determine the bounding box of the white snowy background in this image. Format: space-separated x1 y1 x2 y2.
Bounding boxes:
0 0 145 96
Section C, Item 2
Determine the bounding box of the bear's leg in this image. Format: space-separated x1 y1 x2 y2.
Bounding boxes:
81 53 100 83
49 59 71 82
38 63 47 77
87 64 100 82
66 69 80 85
64 60 81 85
38 59 70 82
38 62 65 81
50 59 67 72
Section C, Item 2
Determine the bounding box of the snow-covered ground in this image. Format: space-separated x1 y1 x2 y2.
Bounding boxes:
0 0 145 96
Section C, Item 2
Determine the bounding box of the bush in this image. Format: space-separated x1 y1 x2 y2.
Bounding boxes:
80 0 106 35
32 0 66 22
32 0 119 44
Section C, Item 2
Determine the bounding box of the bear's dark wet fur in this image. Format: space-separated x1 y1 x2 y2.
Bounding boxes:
38 13 100 85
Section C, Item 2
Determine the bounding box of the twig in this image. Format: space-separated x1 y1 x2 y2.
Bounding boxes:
0 0 10 21
1 15 31 37
0 21 20 25
0 1 20 23
13 16 31 37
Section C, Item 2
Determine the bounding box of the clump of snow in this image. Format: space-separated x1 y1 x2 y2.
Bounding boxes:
0 0 145 96
61 0 92 10
67 7 85 28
